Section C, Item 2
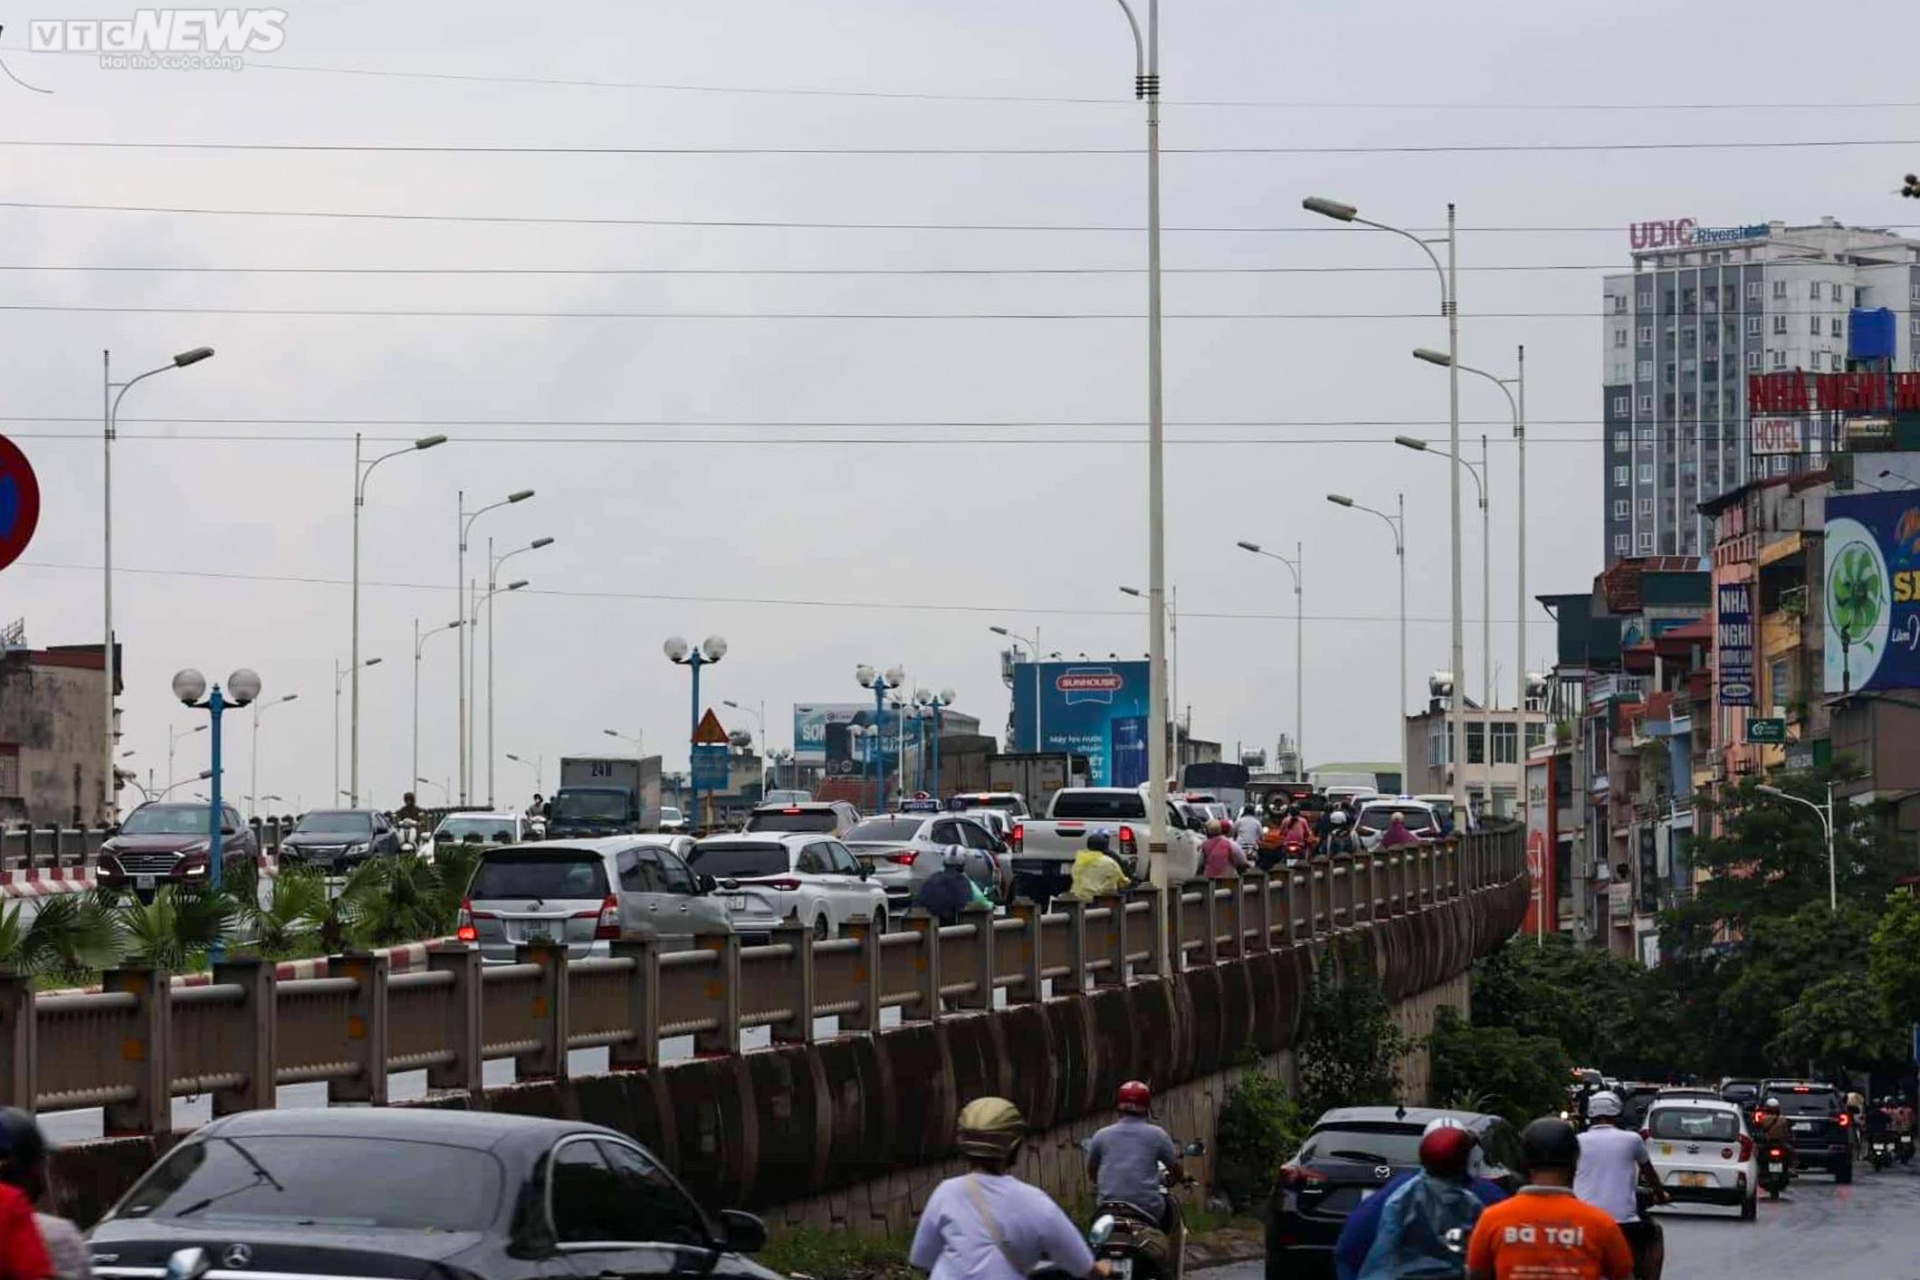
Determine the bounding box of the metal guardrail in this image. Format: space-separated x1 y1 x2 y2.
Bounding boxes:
0 836 1519 1135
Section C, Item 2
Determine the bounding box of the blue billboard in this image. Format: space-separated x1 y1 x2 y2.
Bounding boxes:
1010 660 1152 787
1825 492 1920 693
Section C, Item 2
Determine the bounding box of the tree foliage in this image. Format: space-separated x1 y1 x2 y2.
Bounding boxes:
1868 892 1920 1029
1297 944 1409 1119
1766 971 1905 1075
1470 937 1686 1079
1214 1066 1307 1209
1427 1005 1572 1127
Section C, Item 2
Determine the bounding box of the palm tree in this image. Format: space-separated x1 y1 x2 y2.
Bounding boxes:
238 868 328 960
339 846 482 949
116 885 239 972
0 894 123 983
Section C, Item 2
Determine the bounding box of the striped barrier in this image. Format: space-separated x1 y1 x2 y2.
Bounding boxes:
43 939 447 997
0 856 294 901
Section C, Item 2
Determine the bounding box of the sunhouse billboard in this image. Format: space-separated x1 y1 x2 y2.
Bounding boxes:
1010 660 1151 787
1824 492 1920 694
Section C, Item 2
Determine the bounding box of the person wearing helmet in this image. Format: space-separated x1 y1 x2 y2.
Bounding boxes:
1199 821 1249 881
1067 830 1131 901
1233 805 1264 860
1086 1081 1186 1232
911 1097 1104 1280
1324 808 1357 857
1573 1092 1666 1280
0 1110 53 1280
913 849 988 926
1750 1096 1794 1171
1464 1118 1632 1280
1356 1124 1486 1280
1334 1117 1508 1280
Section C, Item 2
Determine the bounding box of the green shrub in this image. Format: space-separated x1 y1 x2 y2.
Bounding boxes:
1427 1005 1571 1127
758 1226 913 1280
1214 1067 1307 1210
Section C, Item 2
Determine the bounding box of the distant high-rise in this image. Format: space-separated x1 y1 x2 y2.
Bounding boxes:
1601 218 1920 563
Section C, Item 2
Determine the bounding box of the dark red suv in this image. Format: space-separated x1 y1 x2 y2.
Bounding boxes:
97 801 259 898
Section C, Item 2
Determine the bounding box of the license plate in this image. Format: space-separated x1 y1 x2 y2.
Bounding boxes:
729 896 748 911
1659 1144 1672 1155
135 874 155 890
1676 1172 1710 1188
1014 860 1054 875
1792 1122 1813 1133
1108 1260 1132 1280
525 925 553 944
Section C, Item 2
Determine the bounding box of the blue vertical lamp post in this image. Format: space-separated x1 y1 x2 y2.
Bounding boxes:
173 665 260 964
914 688 957 800
855 664 905 813
848 725 873 808
665 635 727 833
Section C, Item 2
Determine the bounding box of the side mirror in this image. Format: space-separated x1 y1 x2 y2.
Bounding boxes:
221 826 237 837
718 1209 767 1255
858 862 873 879
696 873 718 895
164 1248 212 1280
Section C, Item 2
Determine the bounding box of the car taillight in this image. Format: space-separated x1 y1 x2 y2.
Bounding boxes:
741 877 804 891
886 851 919 865
1769 1147 1785 1159
1837 1112 1851 1128
1278 1165 1326 1189
1118 828 1137 856
1737 1135 1753 1162
577 894 618 940
1011 823 1024 853
456 899 478 943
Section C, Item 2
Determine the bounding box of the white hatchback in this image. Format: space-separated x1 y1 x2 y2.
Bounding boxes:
687 832 890 943
1642 1098 1758 1220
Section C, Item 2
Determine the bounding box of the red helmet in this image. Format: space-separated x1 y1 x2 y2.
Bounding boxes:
1117 1080 1152 1114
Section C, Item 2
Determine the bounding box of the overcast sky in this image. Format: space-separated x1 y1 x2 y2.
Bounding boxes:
2 0 1915 811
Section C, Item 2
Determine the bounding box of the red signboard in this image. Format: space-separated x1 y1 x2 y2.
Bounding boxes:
0 434 41 573
1747 371 1920 415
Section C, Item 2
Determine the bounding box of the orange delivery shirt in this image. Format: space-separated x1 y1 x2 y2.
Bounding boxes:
1465 1186 1633 1280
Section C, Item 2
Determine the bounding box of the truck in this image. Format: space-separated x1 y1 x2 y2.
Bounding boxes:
985 752 1090 810
1009 786 1203 903
549 755 661 839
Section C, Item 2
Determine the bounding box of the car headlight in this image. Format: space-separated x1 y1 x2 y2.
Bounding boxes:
184 864 207 877
178 841 209 856
346 842 370 856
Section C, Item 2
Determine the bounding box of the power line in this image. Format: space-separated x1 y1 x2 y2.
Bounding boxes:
0 303 1893 320
0 431 1605 447
0 261 1629 277
0 414 1598 428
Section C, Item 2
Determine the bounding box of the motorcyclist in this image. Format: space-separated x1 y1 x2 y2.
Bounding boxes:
911 1097 1106 1280
1276 806 1315 856
914 850 990 925
1323 810 1357 857
1086 1082 1186 1232
1232 805 1264 860
1466 1118 1633 1280
1573 1092 1667 1280
394 791 423 826
1199 821 1250 880
0 1109 53 1280
1357 1123 1486 1280
1751 1097 1795 1173
1336 1118 1508 1280
1381 814 1423 850
1067 830 1131 900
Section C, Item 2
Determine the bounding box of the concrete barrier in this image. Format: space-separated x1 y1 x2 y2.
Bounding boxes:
998 1003 1059 1133
743 1046 830 1209
662 1054 757 1209
876 1021 953 1171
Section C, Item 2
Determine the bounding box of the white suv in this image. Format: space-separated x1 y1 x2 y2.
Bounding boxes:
687 832 889 942
1642 1096 1758 1220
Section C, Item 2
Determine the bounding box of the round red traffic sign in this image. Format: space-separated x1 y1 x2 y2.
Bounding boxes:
0 434 41 572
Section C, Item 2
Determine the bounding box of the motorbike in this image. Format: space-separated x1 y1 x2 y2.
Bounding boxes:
1757 1144 1792 1199
1868 1133 1897 1172
1087 1143 1204 1280
1899 1130 1915 1166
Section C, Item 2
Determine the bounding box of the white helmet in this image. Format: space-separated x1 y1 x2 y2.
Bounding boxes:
1331 811 1350 826
1587 1090 1624 1119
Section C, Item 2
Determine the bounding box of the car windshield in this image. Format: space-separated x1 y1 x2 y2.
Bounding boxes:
1722 1082 1760 1100
1776 1091 1838 1117
434 816 517 843
688 842 792 878
1649 1107 1741 1142
745 809 839 833
469 853 609 901
765 791 811 806
660 807 683 822
119 806 212 836
551 790 628 821
1298 1125 1426 1167
845 816 926 842
116 1134 501 1231
293 811 373 837
1050 793 1146 820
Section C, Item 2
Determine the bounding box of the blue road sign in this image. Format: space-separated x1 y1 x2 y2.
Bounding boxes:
0 434 40 572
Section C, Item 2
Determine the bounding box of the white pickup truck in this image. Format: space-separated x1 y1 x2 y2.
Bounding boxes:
1009 786 1204 902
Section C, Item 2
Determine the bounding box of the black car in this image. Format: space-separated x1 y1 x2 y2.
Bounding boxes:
97 802 259 898
1265 1106 1524 1280
1768 1082 1854 1182
87 1109 778 1280
276 808 404 873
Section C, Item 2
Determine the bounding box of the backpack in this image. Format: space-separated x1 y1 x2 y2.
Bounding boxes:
1357 1173 1483 1280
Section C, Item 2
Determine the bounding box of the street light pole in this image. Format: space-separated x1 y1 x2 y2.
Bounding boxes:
665 636 728 831
173 666 259 961
457 487 533 804
1121 586 1178 773
1236 541 1304 779
354 432 447 807
334 656 382 804
248 693 297 821
1757 782 1837 911
990 626 1043 752
856 666 906 811
1328 493 1408 792
486 536 551 807
103 346 214 823
413 618 463 802
168 722 207 793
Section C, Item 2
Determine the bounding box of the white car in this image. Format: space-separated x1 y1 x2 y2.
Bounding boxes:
423 811 532 862
1642 1097 1758 1220
1353 798 1444 852
686 832 889 943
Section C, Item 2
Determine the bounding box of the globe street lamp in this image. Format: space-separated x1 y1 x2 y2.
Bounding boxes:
914 687 958 799
1328 493 1411 792
174 666 260 963
103 345 215 821
666 635 727 832
1236 541 1304 779
855 665 905 812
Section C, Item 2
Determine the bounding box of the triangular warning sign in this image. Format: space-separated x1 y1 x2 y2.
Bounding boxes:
693 708 730 745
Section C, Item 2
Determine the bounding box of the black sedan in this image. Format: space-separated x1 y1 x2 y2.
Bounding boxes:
1265 1106 1524 1280
276 809 404 874
87 1108 779 1280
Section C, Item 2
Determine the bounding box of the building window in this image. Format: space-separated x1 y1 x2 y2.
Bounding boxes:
1831 283 1844 303
1747 281 1763 302
1613 464 1630 488
1681 326 1697 348
1638 463 1654 483
1637 360 1654 381
1810 280 1823 300
1832 317 1844 338
1911 316 1920 338
1745 316 1761 337
1810 352 1824 371
1771 350 1786 370
1636 532 1655 553
1612 395 1629 416
1773 314 1788 335
1746 351 1761 371
1613 432 1628 455
1613 533 1630 555
1613 295 1628 314
1637 324 1653 344
1637 497 1654 516
1768 657 1794 715
1492 722 1518 766
1910 282 1920 304
1614 327 1628 348
1772 279 1788 300
1613 499 1629 520
1525 722 1546 753
1467 721 1486 765
1811 315 1822 335
1637 393 1654 413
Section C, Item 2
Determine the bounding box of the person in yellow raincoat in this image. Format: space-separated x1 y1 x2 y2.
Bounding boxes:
1068 829 1132 899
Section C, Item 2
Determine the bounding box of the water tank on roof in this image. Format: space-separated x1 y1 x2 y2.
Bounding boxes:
1849 307 1895 361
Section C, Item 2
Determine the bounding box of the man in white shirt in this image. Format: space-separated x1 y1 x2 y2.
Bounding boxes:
1233 806 1265 859
1573 1091 1668 1280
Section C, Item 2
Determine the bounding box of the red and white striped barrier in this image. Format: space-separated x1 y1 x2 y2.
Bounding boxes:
0 856 293 900
44 938 450 996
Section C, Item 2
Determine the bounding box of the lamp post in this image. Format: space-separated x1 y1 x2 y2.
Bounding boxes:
504 752 544 793
155 769 213 801
914 688 957 799
989 626 1043 752
352 432 446 807
468 573 529 804
485 536 552 806
855 665 906 812
665 635 727 832
103 345 215 821
1328 493 1410 792
248 693 298 821
1306 196 1463 808
767 748 793 793
168 722 207 792
848 725 875 809
173 667 259 962
1397 429 1492 803
456 487 532 803
1236 541 1304 778
413 618 463 801
1756 782 1838 911
414 776 448 805
334 656 383 803
1120 586 1179 771
723 700 767 754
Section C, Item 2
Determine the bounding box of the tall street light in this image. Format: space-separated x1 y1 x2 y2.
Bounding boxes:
248 692 298 822
603 728 644 755
1417 345 1529 721
666 636 727 831
457 487 533 803
413 617 463 803
173 666 259 963
334 656 383 803
1236 541 1304 779
1328 493 1410 792
505 752 544 793
485 535 551 806
1756 783 1837 911
723 699 767 755
103 345 214 822
990 626 1043 752
470 576 528 807
855 665 906 813
913 687 957 798
1306 195 1464 808
353 432 446 806
1398 429 1491 805
1120 586 1180 768
168 722 207 792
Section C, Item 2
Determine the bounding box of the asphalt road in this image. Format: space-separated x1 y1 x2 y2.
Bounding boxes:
1196 1160 1920 1280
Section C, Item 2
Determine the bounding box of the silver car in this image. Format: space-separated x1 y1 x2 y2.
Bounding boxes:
458 837 732 964
841 813 1009 908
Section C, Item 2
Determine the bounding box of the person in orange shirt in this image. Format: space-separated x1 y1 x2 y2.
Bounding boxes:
1466 1118 1633 1280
